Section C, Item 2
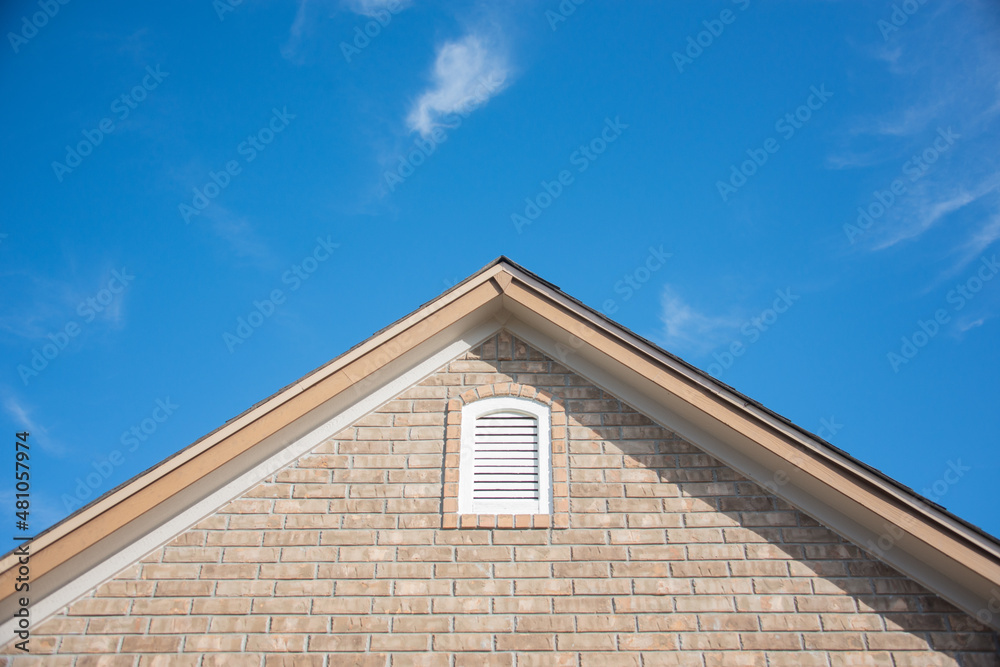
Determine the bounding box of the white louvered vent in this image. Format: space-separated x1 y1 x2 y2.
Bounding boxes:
472 412 539 502
459 397 552 515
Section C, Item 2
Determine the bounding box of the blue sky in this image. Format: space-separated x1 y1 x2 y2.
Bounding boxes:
2 0 999 545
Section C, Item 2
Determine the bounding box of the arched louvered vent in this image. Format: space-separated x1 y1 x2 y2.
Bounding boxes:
458 396 552 514
472 412 539 502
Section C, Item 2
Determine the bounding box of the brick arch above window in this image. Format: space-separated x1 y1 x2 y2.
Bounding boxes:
443 382 569 529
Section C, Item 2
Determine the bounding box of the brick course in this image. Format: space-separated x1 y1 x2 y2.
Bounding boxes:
4 331 998 665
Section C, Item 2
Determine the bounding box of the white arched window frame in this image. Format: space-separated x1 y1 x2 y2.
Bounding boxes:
458 397 552 515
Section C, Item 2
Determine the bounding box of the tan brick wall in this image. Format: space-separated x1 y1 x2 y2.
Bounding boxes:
5 331 998 666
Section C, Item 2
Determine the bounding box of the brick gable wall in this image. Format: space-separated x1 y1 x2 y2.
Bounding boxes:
5 331 998 666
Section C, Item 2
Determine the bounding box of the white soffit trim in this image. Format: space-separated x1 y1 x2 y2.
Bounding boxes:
0 317 504 644
504 316 1000 631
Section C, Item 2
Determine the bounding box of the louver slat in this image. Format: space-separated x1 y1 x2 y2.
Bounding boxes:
473 412 540 501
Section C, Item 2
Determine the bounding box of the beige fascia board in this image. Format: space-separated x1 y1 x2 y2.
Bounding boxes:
0 272 507 598
499 274 1000 627
0 305 507 642
501 268 1000 561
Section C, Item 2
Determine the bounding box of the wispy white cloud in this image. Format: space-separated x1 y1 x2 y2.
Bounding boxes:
283 0 412 59
282 0 310 61
202 205 278 269
825 146 893 171
0 267 131 341
985 81 1000 119
873 173 1000 251
0 273 77 340
854 101 946 139
957 316 989 332
343 0 410 17
406 34 509 137
948 211 1000 273
660 285 742 356
873 44 903 68
116 27 152 62
838 3 1000 268
2 394 64 456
